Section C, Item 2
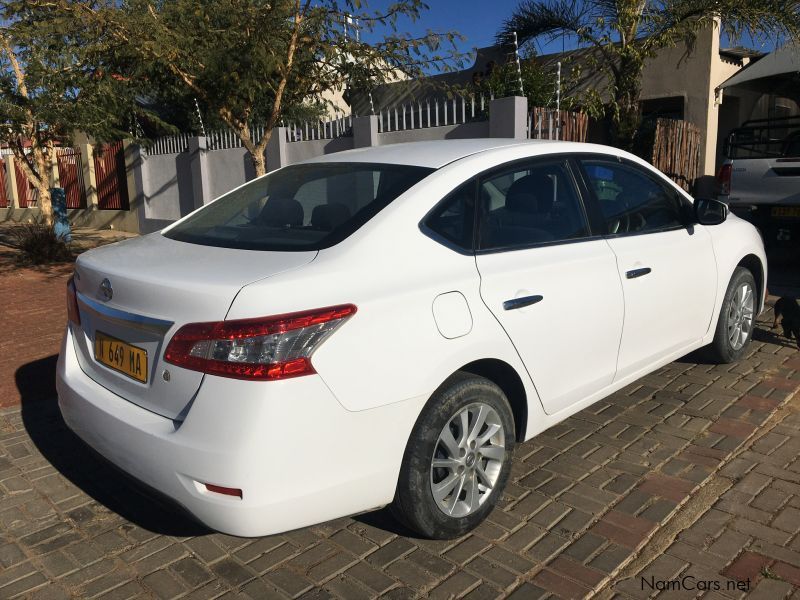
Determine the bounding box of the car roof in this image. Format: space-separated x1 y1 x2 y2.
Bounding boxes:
301 139 605 169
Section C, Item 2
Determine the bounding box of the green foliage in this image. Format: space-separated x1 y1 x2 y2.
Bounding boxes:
498 0 800 149
11 223 73 264
455 59 553 108
82 0 463 173
0 0 160 222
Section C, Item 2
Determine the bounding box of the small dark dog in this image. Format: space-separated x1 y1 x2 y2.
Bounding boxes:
773 296 800 348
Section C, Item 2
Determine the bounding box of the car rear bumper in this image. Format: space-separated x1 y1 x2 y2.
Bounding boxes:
56 326 424 537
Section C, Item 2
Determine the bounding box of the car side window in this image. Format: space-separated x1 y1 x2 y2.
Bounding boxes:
424 181 476 251
478 160 590 251
580 160 688 235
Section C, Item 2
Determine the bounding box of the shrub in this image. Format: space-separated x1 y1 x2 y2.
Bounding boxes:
10 223 73 264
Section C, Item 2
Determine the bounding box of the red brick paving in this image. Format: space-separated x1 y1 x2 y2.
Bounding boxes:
722 550 771 583
0 251 71 408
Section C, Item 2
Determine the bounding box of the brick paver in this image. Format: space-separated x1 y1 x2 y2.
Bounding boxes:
1 244 800 598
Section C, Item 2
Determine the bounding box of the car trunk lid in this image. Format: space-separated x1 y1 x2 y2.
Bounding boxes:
71 233 317 420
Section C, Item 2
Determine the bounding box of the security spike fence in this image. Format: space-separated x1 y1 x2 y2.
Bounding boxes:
145 132 193 155
284 114 353 142
377 94 493 134
528 107 589 142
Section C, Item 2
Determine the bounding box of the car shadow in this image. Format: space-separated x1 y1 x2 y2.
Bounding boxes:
353 506 421 538
17 355 208 537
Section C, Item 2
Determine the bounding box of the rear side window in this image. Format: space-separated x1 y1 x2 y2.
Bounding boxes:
580 160 688 235
165 163 433 251
478 160 590 250
423 181 475 251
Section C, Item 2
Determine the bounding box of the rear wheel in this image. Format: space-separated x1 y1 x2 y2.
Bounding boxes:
392 373 515 539
706 267 757 363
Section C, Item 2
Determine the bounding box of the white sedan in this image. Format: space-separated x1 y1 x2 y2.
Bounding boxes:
57 139 766 538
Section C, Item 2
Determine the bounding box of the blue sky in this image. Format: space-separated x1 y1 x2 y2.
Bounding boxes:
358 1 779 71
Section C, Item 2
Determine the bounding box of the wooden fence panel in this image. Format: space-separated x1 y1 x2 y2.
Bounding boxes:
651 118 701 192
57 147 87 209
14 160 38 208
94 141 129 210
0 162 8 208
530 108 589 142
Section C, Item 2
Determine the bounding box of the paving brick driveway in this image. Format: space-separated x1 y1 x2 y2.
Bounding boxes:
1 253 800 598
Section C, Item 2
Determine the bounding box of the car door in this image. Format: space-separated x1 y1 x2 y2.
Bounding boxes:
578 158 718 380
475 158 624 415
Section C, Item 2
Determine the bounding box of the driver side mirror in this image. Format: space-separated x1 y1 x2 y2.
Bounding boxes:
694 198 728 225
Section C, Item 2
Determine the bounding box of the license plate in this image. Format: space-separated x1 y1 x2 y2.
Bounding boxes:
771 206 800 218
94 331 148 383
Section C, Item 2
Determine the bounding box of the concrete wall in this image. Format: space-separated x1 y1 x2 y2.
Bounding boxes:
1 97 525 233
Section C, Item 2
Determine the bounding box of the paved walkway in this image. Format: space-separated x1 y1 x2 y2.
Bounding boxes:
1 287 799 598
0 227 135 409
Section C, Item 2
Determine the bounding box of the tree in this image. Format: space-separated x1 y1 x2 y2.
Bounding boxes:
458 55 554 109
0 1 142 225
77 0 461 177
498 0 800 150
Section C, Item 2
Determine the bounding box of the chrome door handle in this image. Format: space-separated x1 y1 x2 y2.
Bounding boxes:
503 295 543 310
626 267 652 279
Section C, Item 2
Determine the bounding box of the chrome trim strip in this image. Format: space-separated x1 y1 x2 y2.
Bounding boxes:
77 292 174 334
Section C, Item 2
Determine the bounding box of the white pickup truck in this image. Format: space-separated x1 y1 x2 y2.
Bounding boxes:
717 116 800 251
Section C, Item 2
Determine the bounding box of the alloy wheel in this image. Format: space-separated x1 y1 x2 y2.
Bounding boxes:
728 282 754 351
429 402 506 518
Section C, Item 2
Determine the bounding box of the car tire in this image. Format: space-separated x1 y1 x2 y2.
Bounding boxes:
706 267 757 364
392 372 515 539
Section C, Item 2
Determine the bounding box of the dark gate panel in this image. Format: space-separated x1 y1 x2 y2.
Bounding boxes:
0 160 9 208
94 141 129 210
14 160 38 208
57 147 87 209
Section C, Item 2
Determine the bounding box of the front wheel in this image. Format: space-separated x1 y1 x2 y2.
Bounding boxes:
392 373 515 539
706 267 757 363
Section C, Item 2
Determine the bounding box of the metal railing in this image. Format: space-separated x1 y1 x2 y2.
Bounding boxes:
283 115 353 142
145 133 192 155
377 94 492 133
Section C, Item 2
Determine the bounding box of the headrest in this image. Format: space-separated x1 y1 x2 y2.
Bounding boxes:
506 173 554 214
311 203 351 231
260 197 303 228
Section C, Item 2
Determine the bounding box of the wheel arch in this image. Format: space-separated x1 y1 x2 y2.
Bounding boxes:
453 359 528 442
737 253 765 312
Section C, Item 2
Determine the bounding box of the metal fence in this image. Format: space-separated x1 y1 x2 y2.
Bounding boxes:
377 95 491 133
145 133 193 155
56 147 87 209
283 115 353 142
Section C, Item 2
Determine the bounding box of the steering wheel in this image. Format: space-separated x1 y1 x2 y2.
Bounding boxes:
608 211 646 234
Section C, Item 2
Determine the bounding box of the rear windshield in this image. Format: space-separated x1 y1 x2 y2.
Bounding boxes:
164 162 434 251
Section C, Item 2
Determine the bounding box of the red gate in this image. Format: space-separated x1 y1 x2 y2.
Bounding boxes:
94 141 129 210
14 160 38 207
0 160 9 208
57 147 87 208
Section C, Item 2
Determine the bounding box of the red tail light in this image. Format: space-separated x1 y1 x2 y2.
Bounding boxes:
717 163 732 195
164 304 356 381
66 277 80 325
204 483 242 498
